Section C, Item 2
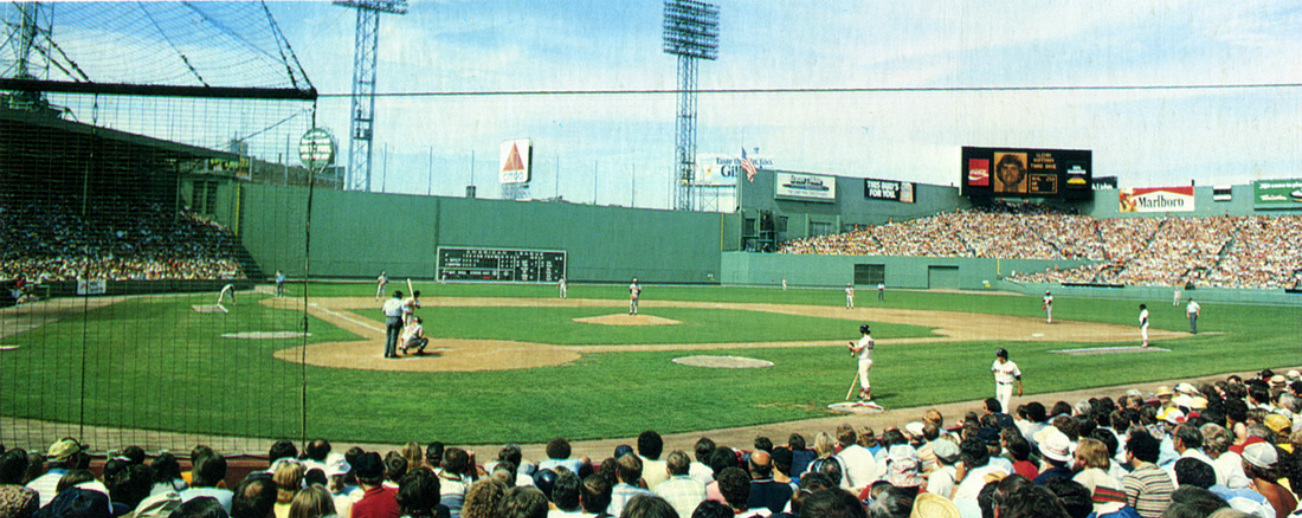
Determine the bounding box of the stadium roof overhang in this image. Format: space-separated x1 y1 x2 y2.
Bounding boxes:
0 106 239 187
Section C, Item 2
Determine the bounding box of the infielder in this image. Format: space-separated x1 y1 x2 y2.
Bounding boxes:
845 284 855 309
877 282 885 302
1042 290 1053 324
216 283 236 306
375 271 388 300
558 276 567 299
628 278 641 315
1186 298 1200 335
847 324 875 401
1139 303 1150 347
991 348 1023 412
274 270 285 297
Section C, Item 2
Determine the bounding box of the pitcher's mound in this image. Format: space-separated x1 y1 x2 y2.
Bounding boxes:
573 314 680 326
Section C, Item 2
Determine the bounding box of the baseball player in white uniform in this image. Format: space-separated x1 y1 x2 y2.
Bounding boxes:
845 284 855 309
628 278 641 315
558 276 567 299
402 290 421 325
991 348 1023 412
1042 290 1053 323
216 283 236 306
847 324 875 402
375 271 388 300
1139 303 1150 347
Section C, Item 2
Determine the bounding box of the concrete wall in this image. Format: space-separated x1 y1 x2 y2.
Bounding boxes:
238 184 727 284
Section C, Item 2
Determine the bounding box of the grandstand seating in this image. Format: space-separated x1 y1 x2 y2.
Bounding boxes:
778 204 1302 290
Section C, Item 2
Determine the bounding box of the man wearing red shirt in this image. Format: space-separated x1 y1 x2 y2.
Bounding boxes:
351 452 400 518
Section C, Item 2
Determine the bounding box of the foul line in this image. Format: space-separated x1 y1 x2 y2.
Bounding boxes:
309 303 383 333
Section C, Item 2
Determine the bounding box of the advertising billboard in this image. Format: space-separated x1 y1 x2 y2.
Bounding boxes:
499 139 532 184
1252 179 1302 210
863 178 915 203
1119 186 1195 213
961 147 1093 200
695 153 774 186
774 172 836 202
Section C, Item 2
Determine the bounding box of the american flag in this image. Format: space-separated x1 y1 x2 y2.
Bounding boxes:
740 148 758 183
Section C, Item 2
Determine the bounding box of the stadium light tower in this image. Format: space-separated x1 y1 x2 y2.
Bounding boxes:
334 0 407 193
663 0 718 212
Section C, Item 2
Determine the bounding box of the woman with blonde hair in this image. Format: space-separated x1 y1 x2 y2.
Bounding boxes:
273 461 306 518
807 431 849 489
288 485 336 518
400 442 423 472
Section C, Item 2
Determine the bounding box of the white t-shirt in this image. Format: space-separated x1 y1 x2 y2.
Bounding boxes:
992 360 1021 384
1186 301 1200 316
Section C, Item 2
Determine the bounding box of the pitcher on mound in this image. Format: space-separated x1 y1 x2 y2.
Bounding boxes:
847 324 875 402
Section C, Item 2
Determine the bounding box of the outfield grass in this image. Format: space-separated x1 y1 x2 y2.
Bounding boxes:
2 284 1298 445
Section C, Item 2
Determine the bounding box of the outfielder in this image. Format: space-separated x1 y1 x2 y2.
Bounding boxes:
847 324 875 401
375 271 388 300
845 284 855 309
628 278 641 315
1042 290 1053 324
559 276 567 299
991 348 1023 412
1186 298 1200 335
1139 303 1150 347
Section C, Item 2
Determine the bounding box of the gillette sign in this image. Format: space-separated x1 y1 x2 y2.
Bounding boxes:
1118 186 1194 213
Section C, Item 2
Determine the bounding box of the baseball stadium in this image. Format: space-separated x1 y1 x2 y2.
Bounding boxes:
2 3 1301 518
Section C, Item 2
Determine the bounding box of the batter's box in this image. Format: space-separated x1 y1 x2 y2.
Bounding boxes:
828 401 886 414
1050 346 1169 356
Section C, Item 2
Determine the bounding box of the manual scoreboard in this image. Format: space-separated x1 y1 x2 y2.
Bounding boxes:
436 247 566 283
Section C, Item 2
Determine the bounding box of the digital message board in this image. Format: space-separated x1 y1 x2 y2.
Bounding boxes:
437 247 565 283
962 147 1093 200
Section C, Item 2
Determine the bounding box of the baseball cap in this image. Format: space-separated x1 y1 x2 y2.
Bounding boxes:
1242 442 1277 469
1263 413 1290 434
910 493 959 518
904 422 925 438
1175 382 1198 395
352 452 384 479
324 453 351 478
1172 394 1195 410
1163 408 1187 425
1288 369 1300 380
1155 386 1174 397
930 440 960 464
1038 430 1073 463
47 438 86 460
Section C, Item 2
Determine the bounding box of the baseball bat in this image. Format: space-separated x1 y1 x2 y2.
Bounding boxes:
407 278 414 298
845 369 860 401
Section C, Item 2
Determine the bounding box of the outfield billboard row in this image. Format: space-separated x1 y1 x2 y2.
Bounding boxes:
1253 179 1302 210
775 172 836 202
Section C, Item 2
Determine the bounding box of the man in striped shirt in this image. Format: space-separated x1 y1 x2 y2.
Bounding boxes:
1121 431 1175 518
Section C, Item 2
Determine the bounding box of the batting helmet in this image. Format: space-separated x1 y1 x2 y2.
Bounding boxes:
995 348 1009 358
860 324 871 334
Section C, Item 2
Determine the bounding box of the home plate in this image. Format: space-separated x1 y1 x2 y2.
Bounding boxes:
1050 346 1169 356
223 332 312 339
828 401 886 414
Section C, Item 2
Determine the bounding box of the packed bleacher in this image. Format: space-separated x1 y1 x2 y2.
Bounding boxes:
778 203 1302 290
0 195 245 285
3 371 1301 518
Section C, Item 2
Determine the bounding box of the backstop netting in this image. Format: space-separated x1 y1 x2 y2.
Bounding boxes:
1 2 318 455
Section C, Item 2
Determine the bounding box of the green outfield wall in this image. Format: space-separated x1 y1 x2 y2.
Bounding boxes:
720 252 1092 290
237 184 728 284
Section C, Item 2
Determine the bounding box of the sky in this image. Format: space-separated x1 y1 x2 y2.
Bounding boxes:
255 1 1302 209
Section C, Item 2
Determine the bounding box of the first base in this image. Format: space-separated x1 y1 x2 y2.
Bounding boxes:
828 401 886 414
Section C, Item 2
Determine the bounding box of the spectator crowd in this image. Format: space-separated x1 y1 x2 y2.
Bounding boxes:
777 204 1302 290
0 195 245 285
3 371 1302 518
